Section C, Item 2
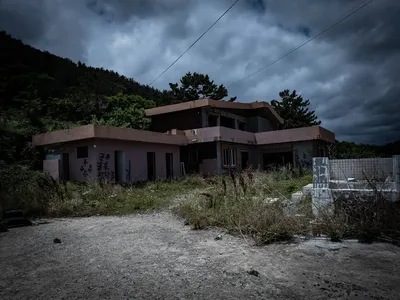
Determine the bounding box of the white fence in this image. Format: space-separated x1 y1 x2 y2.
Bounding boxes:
329 158 394 181
312 156 400 216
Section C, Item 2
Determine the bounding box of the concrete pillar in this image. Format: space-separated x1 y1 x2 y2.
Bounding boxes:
201 108 207 128
393 155 400 192
312 157 333 216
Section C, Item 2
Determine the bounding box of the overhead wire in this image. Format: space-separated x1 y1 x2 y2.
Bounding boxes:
226 0 375 88
148 0 240 86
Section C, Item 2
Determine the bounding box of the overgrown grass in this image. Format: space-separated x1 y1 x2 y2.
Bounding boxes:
173 168 313 245
316 192 400 244
0 163 205 218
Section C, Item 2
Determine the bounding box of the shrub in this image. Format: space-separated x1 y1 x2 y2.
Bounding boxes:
173 168 313 245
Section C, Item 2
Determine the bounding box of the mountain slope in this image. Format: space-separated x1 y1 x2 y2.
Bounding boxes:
0 31 175 165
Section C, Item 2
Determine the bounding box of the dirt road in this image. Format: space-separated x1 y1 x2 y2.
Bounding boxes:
1 212 399 299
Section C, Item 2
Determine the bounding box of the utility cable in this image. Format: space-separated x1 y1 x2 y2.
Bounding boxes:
149 0 240 86
227 0 374 87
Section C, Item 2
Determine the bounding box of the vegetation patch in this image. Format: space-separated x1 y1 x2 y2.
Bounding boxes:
0 163 205 218
173 168 314 245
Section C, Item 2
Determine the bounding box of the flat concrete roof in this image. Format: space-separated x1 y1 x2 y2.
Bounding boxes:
32 125 335 147
32 124 188 147
144 98 284 124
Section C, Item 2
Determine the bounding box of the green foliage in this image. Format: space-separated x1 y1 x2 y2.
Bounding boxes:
271 89 321 129
330 141 379 159
168 72 237 103
89 93 155 129
0 31 170 165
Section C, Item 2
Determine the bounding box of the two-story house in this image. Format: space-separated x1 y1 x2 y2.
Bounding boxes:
32 99 335 182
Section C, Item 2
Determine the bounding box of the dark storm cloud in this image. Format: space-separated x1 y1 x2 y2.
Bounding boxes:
0 0 91 61
0 0 399 144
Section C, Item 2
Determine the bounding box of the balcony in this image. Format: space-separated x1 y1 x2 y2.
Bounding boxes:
184 126 335 145
255 126 335 145
184 126 256 144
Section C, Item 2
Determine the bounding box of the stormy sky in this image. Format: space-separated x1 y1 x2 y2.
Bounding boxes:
1 0 399 144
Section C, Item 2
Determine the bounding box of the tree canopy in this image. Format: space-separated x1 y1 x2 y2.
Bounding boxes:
271 89 321 129
168 72 237 103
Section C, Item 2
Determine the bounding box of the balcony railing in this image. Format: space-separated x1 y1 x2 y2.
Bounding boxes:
184 126 335 145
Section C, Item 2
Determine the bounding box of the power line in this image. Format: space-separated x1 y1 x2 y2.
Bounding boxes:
227 0 374 87
149 0 240 86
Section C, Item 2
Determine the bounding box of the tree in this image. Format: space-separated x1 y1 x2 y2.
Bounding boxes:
168 72 236 103
90 93 155 129
271 89 321 129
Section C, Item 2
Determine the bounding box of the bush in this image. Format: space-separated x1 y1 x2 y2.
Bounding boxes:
173 168 313 245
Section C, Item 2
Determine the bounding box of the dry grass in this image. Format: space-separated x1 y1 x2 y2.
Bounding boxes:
316 192 400 244
0 163 205 218
173 168 313 245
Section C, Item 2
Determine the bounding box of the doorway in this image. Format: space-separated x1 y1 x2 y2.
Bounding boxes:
147 152 156 181
240 151 249 170
61 153 70 180
166 153 173 179
114 151 125 182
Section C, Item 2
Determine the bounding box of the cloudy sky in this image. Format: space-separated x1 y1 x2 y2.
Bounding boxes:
0 0 399 144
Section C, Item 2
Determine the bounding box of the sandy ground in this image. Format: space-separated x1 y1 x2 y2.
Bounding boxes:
1 212 400 300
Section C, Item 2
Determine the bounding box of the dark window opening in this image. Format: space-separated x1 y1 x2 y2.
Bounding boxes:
241 151 249 169
77 146 88 159
147 152 156 181
208 114 218 127
220 116 235 129
262 152 293 171
166 153 173 178
319 147 326 157
238 121 246 131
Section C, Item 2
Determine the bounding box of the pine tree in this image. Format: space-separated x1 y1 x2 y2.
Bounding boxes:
271 89 321 129
168 72 236 103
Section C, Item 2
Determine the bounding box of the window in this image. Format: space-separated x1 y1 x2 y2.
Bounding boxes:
77 146 88 159
189 149 198 165
222 147 237 168
208 114 219 127
238 121 247 131
220 116 235 129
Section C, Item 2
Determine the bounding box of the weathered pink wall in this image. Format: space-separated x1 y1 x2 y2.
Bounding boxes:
43 140 98 181
43 159 60 180
44 139 181 182
92 139 181 182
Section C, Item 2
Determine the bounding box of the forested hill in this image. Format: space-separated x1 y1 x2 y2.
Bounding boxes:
0 31 398 167
0 31 174 166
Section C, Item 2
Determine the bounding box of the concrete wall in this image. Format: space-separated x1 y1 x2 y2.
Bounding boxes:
43 139 181 182
312 156 400 216
94 139 181 182
43 140 98 181
43 159 61 180
199 158 218 174
293 141 314 169
329 158 394 181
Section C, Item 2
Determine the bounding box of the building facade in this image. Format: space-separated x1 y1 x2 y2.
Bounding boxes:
32 99 336 182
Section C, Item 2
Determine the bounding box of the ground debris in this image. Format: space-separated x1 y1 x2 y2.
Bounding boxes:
247 268 260 277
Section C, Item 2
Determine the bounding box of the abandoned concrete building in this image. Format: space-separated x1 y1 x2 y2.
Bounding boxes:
32 98 335 182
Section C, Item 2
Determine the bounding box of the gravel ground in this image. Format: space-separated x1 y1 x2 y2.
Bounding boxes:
1 212 400 300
